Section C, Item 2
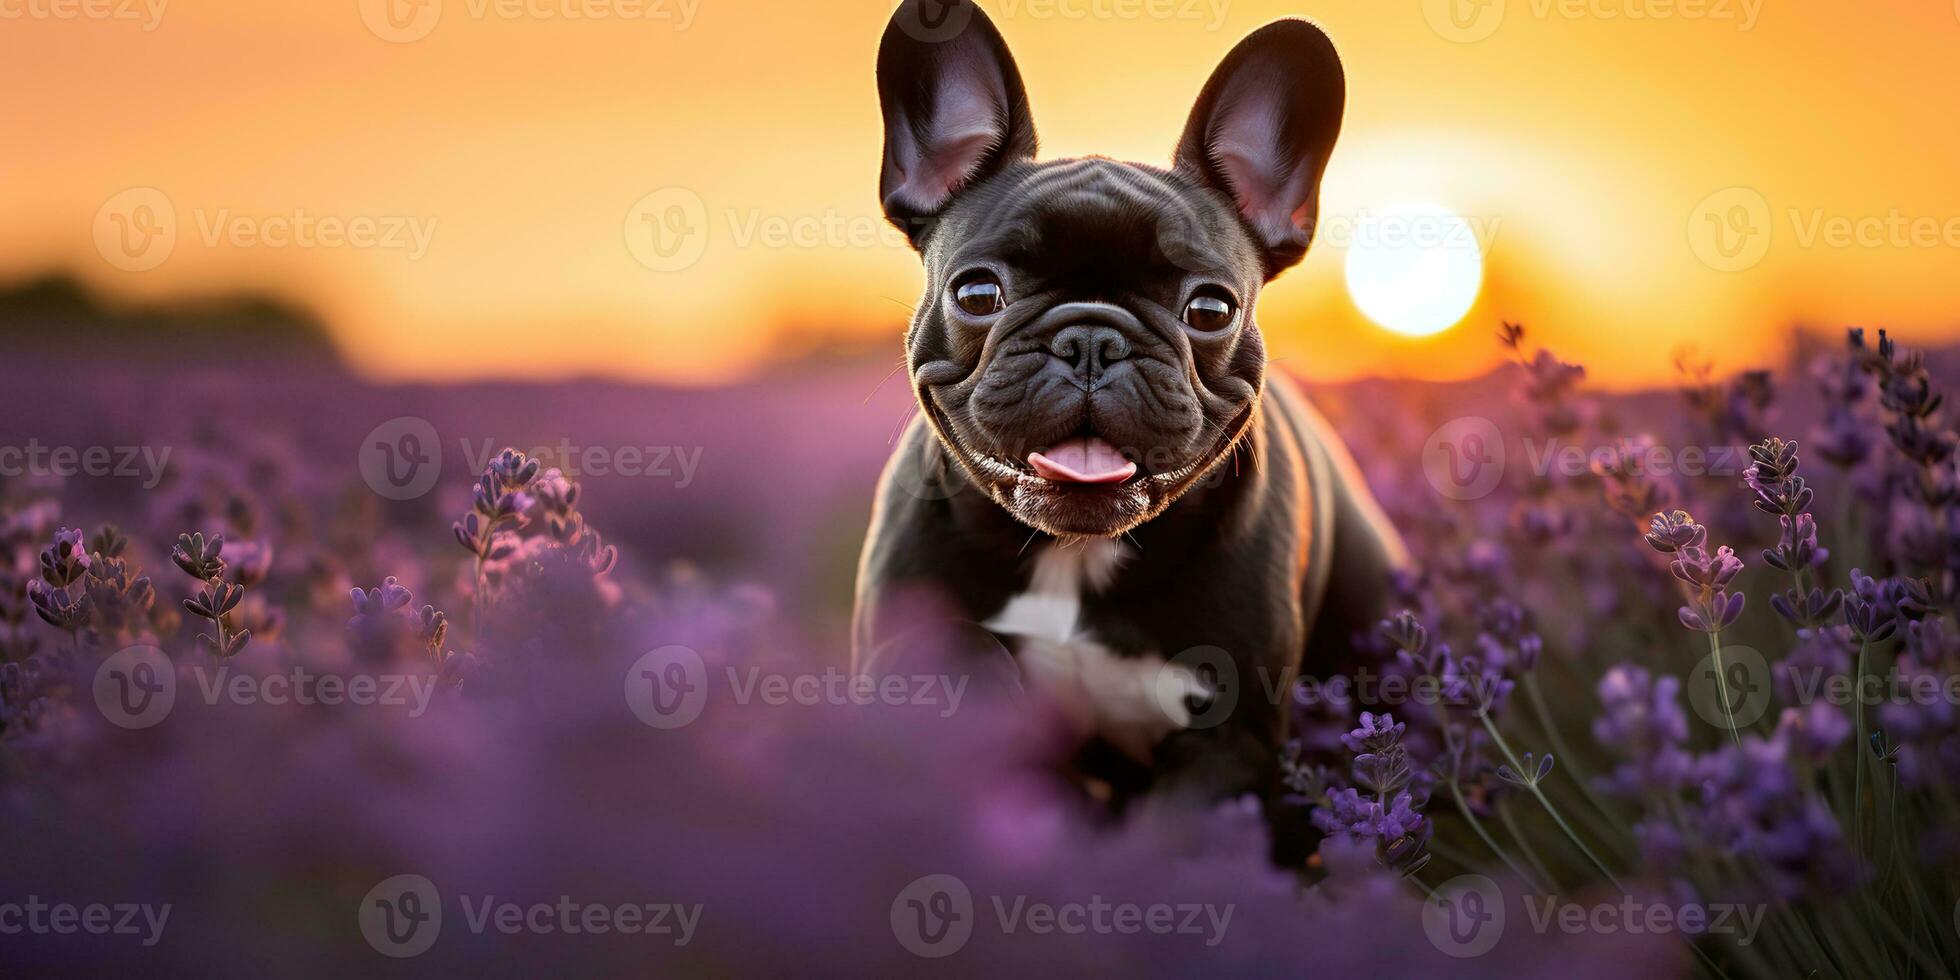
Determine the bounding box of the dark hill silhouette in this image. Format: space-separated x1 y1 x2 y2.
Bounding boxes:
0 274 344 365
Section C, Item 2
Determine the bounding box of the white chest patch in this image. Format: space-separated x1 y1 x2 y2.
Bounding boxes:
983 539 1202 761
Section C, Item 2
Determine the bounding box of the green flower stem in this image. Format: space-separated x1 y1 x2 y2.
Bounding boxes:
470 556 486 647
1447 778 1544 893
1521 670 1628 854
1851 638 1870 861
204 576 230 656
1707 629 1743 749
1495 799 1557 889
1477 709 1623 892
1843 898 1952 980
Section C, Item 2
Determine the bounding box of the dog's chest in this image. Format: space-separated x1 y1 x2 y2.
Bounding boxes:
982 540 1198 761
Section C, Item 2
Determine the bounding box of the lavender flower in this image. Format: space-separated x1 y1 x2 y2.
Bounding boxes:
1691 733 1860 901
1592 664 1692 797
1312 712 1431 874
1843 569 1900 643
1644 510 1706 553
38 526 89 587
1743 437 1813 517
1668 539 1746 633
349 575 414 620
1737 439 1843 629
171 531 227 582
347 576 441 665
24 578 84 634
1809 333 1876 470
183 578 250 657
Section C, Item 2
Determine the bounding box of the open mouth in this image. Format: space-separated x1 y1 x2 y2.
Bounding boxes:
1026 436 1137 484
913 386 1257 536
919 388 1256 499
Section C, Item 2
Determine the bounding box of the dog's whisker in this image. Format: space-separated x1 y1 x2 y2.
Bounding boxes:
862 359 907 405
887 406 918 446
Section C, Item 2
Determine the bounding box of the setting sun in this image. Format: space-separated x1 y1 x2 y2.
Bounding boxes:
1341 202 1484 338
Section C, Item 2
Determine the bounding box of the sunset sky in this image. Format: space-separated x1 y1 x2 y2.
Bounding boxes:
4 0 1960 387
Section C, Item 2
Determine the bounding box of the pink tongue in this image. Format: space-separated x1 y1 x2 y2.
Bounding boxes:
1027 437 1137 484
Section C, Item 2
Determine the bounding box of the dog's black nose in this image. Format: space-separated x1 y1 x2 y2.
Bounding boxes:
1049 324 1131 387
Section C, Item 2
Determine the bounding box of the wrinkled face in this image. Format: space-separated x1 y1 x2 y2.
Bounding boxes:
876 3 1346 537
908 159 1268 537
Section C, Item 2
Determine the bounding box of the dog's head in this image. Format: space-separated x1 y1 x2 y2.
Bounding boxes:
878 1 1344 537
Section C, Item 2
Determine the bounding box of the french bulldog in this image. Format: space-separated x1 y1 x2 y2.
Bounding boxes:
853 0 1409 842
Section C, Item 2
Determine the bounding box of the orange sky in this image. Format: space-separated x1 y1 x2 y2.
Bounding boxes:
4 0 1960 387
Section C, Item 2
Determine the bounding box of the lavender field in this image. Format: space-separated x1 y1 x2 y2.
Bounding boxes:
4 288 1958 977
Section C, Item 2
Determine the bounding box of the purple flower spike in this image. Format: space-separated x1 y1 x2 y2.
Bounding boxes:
1769 586 1843 628
1763 513 1826 572
349 576 414 619
1666 535 1747 634
1312 710 1431 874
1645 510 1706 554
1678 592 1745 633
1593 665 1693 797
39 526 92 587
1744 438 1815 518
1670 545 1744 594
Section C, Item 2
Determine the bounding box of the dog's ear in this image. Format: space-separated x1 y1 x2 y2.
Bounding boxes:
1173 20 1345 278
878 0 1037 246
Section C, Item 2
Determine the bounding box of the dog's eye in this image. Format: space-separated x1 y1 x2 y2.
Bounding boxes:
953 275 1006 317
1183 292 1236 332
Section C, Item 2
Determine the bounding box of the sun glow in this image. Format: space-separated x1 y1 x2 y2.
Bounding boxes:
1342 202 1485 338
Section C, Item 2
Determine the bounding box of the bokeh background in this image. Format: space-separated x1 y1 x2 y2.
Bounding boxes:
8 5 1960 976
5 0 1960 387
